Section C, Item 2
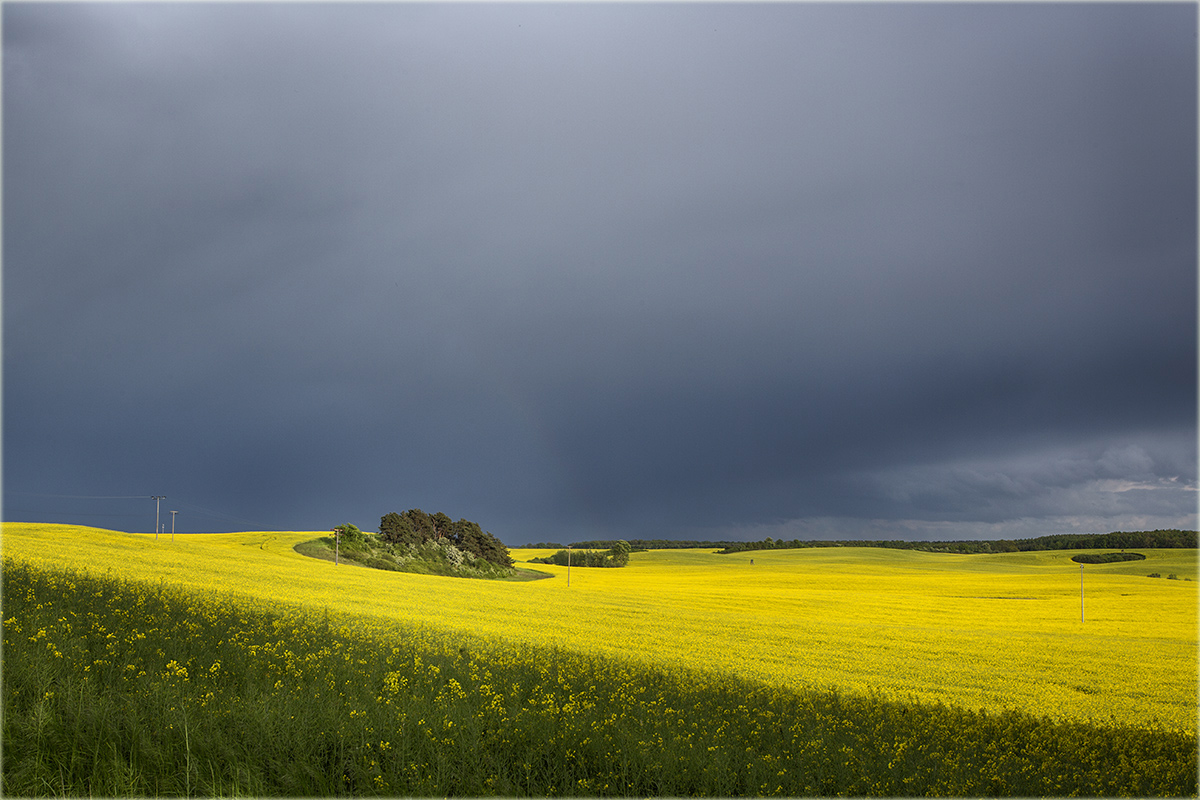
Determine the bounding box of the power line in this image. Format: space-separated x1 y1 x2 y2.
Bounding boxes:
3 509 139 519
6 492 151 500
171 500 276 530
7 492 282 532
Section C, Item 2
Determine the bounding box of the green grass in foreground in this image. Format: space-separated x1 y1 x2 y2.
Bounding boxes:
3 558 1196 797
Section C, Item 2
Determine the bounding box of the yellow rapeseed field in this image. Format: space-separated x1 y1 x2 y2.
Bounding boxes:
3 523 1195 732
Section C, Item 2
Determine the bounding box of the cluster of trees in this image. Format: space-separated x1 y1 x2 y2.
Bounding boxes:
717 530 1197 555
529 541 631 568
1071 552 1146 564
379 509 512 568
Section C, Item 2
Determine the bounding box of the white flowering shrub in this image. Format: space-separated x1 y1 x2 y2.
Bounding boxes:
440 541 464 568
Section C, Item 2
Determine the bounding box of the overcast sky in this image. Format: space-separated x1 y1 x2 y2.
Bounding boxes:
4 2 1196 544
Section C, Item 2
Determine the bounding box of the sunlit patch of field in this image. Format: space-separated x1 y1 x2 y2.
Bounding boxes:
3 523 1195 732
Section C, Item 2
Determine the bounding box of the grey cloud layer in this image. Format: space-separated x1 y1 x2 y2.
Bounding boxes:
4 3 1195 540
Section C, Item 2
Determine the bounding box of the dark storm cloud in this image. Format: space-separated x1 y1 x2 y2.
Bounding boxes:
4 3 1196 542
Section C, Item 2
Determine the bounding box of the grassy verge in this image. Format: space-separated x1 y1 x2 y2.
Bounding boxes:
3 557 1196 797
294 536 551 581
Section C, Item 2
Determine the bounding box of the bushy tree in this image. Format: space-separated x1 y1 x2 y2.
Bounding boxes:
334 523 363 544
431 512 454 540
452 519 512 567
379 512 418 546
405 509 436 541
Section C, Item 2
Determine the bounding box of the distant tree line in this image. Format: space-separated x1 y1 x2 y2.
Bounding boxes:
1011 530 1197 550
521 530 1196 556
715 530 1197 555
379 509 512 567
529 541 631 568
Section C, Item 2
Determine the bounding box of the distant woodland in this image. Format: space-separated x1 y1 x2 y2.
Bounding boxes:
715 529 1198 555
526 530 1197 555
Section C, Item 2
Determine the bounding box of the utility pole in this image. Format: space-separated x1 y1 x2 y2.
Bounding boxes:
170 511 177 542
567 544 572 588
151 496 166 539
1080 564 1085 623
